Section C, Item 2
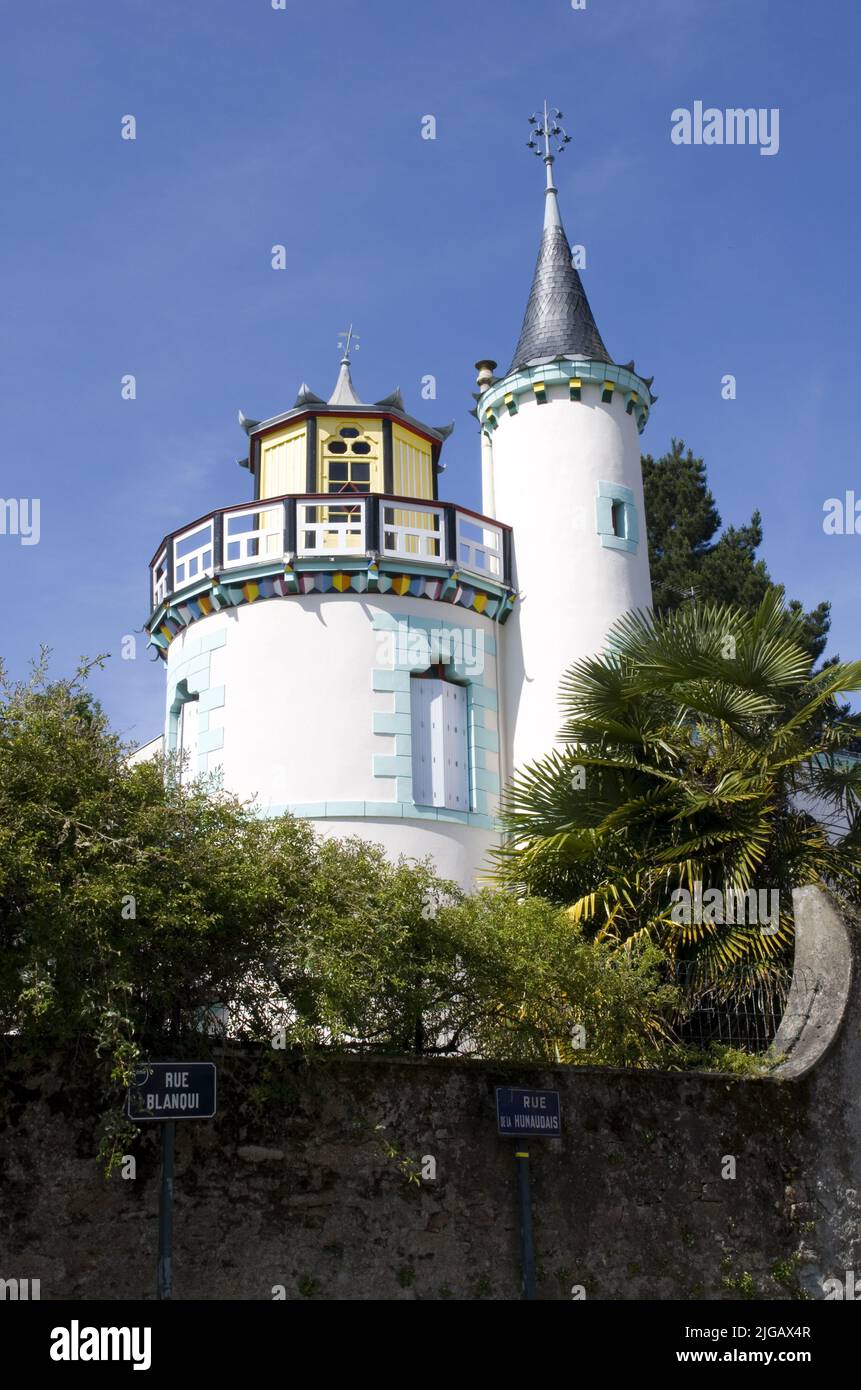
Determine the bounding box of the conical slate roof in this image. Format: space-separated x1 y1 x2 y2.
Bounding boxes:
508 182 612 373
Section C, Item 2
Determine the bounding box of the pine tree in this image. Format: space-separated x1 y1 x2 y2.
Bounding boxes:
642 440 830 662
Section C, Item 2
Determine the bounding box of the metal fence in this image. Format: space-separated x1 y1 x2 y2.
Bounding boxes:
671 964 817 1053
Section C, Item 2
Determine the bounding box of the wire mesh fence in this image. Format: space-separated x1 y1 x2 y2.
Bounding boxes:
671 963 817 1053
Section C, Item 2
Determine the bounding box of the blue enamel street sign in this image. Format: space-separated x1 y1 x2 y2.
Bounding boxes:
496 1086 561 1137
127 1062 217 1121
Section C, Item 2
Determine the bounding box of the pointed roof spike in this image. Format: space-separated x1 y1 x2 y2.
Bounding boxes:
328 355 363 407
238 410 261 435
429 421 455 440
508 105 612 374
294 383 326 408
375 388 405 411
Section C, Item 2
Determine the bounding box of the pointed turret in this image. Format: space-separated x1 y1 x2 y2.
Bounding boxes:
477 106 654 773
509 111 611 373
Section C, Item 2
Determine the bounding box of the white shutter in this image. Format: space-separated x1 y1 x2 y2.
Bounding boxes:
441 682 469 810
428 684 446 807
411 678 469 811
410 678 435 806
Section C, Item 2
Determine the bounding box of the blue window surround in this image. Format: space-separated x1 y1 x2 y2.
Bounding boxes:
164 628 227 775
596 480 639 554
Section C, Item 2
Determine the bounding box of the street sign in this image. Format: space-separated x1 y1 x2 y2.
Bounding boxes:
496 1086 561 1137
127 1062 217 1121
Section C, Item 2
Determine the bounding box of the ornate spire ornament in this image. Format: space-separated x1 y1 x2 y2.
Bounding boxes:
526 101 571 230
329 323 363 406
337 324 360 361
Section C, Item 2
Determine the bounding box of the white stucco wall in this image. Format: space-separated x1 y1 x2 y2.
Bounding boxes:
125 734 163 767
312 818 500 890
163 593 503 888
491 382 653 771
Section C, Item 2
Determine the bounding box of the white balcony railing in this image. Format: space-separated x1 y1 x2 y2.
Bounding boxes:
152 548 168 608
456 512 504 581
380 501 446 563
296 500 366 556
150 493 510 609
223 502 284 569
173 521 214 590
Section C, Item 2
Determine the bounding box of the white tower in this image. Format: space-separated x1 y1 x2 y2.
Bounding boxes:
145 333 515 889
476 106 655 772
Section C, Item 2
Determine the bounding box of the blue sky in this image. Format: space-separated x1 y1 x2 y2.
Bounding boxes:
2 0 859 745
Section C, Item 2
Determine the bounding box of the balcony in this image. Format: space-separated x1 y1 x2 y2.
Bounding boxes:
149 492 513 618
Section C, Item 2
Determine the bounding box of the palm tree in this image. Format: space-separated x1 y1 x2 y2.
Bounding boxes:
494 592 861 996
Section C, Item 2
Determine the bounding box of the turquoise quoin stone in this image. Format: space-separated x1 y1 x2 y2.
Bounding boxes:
165 631 226 776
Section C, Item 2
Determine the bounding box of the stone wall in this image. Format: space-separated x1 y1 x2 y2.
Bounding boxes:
1 888 858 1301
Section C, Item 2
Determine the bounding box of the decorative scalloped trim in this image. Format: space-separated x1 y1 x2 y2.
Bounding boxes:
478 359 653 434
147 561 517 655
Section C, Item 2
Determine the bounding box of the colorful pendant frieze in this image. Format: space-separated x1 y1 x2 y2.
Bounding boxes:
147 563 516 655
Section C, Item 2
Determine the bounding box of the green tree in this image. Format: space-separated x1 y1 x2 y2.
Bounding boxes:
0 655 682 1089
495 594 861 992
643 440 831 661
294 877 679 1067
0 654 325 1072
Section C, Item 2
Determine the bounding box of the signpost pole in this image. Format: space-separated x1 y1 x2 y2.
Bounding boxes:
157 1119 176 1301
515 1148 537 1300
129 1062 216 1301
496 1087 560 1300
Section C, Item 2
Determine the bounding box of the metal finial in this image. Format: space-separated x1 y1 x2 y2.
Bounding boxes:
337 324 360 361
526 101 572 187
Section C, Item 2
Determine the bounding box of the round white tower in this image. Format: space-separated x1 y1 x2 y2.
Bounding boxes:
145 339 516 889
477 106 655 773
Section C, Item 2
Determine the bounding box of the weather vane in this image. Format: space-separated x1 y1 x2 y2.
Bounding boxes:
337 324 360 361
526 101 572 182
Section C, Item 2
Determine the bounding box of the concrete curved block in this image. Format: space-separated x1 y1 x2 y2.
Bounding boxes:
772 885 854 1079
